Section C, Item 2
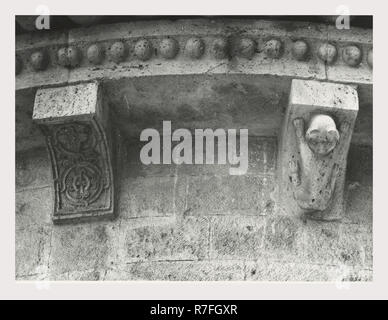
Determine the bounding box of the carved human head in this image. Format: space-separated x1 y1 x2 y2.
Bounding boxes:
305 114 339 156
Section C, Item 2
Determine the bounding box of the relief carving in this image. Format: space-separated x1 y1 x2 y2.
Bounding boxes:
278 79 358 220
33 82 114 223
288 115 350 213
45 121 114 222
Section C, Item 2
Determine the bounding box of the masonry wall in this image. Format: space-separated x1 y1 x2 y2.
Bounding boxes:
15 133 372 281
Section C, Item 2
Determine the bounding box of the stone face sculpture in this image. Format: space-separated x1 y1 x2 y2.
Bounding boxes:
289 115 350 213
278 79 358 220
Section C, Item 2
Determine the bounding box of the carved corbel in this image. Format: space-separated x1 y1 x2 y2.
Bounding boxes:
278 79 358 220
33 82 115 223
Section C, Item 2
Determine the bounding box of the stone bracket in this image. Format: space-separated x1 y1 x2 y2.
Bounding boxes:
278 79 359 221
33 82 114 224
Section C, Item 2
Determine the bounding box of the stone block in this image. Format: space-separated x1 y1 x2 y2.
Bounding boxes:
296 220 372 267
247 137 277 175
121 216 210 262
176 136 277 177
211 215 302 263
49 222 113 276
264 216 300 257
16 187 53 229
52 269 103 281
210 216 266 259
118 175 185 219
185 175 275 216
15 226 52 278
105 260 245 281
245 260 372 281
33 82 101 121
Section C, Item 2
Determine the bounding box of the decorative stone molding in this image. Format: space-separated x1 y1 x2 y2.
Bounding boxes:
15 19 372 91
32 82 114 224
278 79 358 221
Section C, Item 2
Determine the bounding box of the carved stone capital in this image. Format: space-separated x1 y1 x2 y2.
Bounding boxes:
33 82 114 223
278 79 359 221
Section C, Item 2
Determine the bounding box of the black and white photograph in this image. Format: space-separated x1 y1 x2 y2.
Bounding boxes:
4 0 388 304
14 13 373 283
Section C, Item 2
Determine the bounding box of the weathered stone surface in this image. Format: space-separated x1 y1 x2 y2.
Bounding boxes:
327 25 372 84
68 16 104 26
33 82 100 121
105 260 245 281
118 175 185 219
211 37 229 59
344 143 373 224
278 79 359 220
342 45 362 67
120 216 210 262
347 144 373 185
118 139 184 219
123 140 177 178
264 216 300 256
52 269 103 281
292 40 309 61
344 184 372 224
185 37 205 59
236 38 256 59
106 75 286 139
352 86 372 145
264 39 282 59
210 216 266 259
49 222 113 276
14 18 373 282
57 46 82 68
210 215 301 262
16 16 39 32
134 39 153 61
185 175 275 216
87 44 104 65
175 136 277 177
159 38 179 59
16 19 345 91
33 82 114 223
297 221 372 267
245 260 372 281
247 137 277 175
30 51 49 71
210 213 372 269
16 187 53 229
15 55 22 75
17 76 371 150
16 89 46 152
16 148 51 191
15 226 52 277
340 268 373 281
317 43 337 64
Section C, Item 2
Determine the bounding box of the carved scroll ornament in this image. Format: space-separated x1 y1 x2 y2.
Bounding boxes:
33 82 114 223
